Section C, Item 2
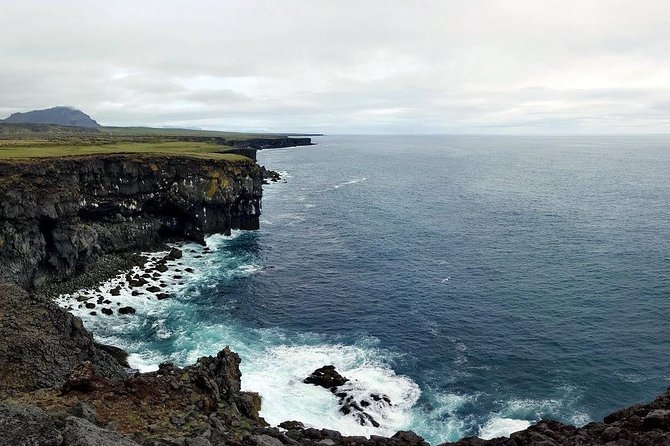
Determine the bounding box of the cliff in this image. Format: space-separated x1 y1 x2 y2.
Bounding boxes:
0 154 262 289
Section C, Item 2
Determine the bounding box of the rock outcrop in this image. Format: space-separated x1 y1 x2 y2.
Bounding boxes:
304 366 392 429
0 283 127 397
440 389 670 446
0 154 263 289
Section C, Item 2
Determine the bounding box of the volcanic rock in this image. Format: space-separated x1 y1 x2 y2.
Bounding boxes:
304 365 349 388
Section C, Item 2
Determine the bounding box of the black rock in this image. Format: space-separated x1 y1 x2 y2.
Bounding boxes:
118 306 136 315
279 420 305 430
165 248 183 260
304 365 348 388
101 308 113 315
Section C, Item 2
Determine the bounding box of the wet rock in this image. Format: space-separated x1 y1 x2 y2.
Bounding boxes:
128 277 148 287
85 302 96 309
131 290 141 296
118 306 136 315
157 293 172 300
101 308 113 315
110 286 122 296
147 286 161 293
185 267 194 273
279 420 305 430
156 263 169 273
304 365 348 388
392 431 430 446
166 248 183 260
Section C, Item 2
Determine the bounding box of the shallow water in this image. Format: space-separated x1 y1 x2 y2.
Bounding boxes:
58 135 670 443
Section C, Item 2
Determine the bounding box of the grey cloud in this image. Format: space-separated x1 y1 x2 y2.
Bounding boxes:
1 0 669 133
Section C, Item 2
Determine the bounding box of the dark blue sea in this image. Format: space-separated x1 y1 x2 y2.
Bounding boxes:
60 135 670 443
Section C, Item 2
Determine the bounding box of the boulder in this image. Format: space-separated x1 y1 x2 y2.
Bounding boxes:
118 306 136 315
304 365 348 389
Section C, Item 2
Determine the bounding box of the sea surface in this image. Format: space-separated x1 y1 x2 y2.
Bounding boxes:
58 135 670 444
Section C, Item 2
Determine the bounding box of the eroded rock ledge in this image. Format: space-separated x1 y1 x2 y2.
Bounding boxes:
0 154 263 289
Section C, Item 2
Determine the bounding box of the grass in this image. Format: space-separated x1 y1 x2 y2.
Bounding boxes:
0 140 248 161
0 123 279 161
101 126 283 140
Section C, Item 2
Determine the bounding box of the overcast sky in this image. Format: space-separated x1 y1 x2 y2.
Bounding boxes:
1 0 669 134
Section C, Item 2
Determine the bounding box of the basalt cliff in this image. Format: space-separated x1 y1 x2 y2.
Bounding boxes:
0 154 262 290
0 145 669 446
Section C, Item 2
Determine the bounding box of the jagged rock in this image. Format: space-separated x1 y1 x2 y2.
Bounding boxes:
156 263 169 273
439 389 670 445
0 402 64 445
0 284 126 397
250 434 285 446
63 361 99 393
304 365 349 388
391 431 430 446
61 416 140 446
67 401 98 424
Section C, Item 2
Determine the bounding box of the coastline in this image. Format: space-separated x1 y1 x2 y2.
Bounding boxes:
0 138 665 444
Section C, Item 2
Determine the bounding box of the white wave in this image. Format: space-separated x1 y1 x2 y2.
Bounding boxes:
478 418 531 439
241 343 420 438
333 177 367 189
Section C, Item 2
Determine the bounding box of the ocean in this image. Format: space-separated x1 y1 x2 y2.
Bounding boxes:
57 135 670 444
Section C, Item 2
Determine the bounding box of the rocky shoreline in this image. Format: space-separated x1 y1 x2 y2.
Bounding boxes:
0 141 669 445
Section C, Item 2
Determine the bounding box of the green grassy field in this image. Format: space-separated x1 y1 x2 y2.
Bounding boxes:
101 126 281 140
0 140 248 161
0 123 271 161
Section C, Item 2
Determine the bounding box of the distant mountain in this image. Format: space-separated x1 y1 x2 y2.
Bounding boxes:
1 106 100 128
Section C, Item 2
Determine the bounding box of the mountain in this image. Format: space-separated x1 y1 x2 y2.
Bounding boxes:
1 106 100 128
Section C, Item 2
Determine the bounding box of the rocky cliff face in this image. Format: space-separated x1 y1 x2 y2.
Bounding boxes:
0 154 262 289
0 283 127 397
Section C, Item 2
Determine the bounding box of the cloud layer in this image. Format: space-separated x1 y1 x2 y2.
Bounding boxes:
1 0 669 133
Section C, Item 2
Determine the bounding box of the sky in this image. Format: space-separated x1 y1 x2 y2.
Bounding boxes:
1 0 670 134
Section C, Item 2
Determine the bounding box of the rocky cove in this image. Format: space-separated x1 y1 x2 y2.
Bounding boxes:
0 144 669 446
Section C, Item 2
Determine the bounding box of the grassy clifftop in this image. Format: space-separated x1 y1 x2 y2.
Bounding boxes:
0 123 304 161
